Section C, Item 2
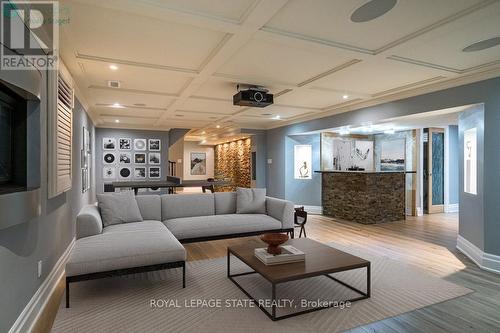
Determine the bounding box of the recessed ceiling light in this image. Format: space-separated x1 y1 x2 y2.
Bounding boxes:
111 103 124 108
201 140 206 144
273 115 281 120
109 64 118 70
342 95 349 100
201 131 206 135
462 37 500 52
115 119 120 123
216 125 221 128
351 0 397 23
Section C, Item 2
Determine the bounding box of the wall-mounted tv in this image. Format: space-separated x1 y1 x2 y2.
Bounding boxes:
0 81 38 195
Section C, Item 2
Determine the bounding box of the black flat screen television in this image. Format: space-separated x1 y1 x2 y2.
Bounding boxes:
0 81 29 195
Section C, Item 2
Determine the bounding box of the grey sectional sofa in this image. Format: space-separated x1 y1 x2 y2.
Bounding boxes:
65 192 294 307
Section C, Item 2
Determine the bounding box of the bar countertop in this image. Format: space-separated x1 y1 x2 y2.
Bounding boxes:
314 170 416 174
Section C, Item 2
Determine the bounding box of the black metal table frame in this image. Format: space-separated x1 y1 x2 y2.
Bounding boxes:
227 249 370 321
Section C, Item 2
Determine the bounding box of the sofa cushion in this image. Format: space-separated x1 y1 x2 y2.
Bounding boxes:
66 221 185 277
162 193 215 220
135 195 162 221
236 187 266 214
214 192 237 215
97 190 143 227
164 214 282 240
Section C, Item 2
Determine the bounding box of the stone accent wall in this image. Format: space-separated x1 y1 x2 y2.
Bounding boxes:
215 138 251 190
322 172 405 224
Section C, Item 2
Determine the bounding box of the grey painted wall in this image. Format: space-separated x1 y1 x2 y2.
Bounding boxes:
459 107 485 250
95 128 169 194
448 125 459 205
0 92 95 332
266 77 500 256
168 128 189 148
285 134 321 206
483 90 500 255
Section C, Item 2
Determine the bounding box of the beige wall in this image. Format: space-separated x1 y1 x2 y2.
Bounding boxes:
183 141 214 180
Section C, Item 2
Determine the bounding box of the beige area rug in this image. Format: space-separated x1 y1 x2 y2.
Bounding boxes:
52 243 472 333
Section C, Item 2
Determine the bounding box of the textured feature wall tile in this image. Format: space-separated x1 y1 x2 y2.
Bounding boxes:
322 172 405 224
215 138 251 191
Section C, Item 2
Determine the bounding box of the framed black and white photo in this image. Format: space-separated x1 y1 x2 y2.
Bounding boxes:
103 137 116 150
134 167 146 179
119 167 131 179
149 152 161 165
149 167 161 179
119 152 131 164
119 138 131 150
103 167 116 179
134 138 147 151
103 152 116 164
134 153 146 164
149 139 161 151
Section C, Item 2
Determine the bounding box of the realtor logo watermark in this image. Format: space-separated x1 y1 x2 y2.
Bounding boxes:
1 1 59 70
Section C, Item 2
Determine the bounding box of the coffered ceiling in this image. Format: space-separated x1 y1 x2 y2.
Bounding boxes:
60 0 500 136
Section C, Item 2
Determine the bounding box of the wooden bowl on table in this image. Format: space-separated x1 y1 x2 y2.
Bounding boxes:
260 233 289 255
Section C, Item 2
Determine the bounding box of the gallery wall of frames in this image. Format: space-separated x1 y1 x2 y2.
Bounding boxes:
95 128 169 193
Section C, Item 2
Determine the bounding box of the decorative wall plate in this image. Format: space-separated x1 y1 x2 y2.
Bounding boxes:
149 139 161 151
134 167 146 179
134 153 146 164
103 137 116 150
103 153 116 164
103 167 116 179
149 167 161 179
134 139 147 151
148 152 161 165
119 167 131 179
119 138 131 150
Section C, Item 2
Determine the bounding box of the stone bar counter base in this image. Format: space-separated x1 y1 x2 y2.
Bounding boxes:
319 171 405 224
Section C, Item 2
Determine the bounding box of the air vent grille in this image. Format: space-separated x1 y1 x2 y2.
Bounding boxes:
108 80 121 88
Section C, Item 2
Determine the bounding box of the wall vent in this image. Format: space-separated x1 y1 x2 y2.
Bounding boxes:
107 80 121 88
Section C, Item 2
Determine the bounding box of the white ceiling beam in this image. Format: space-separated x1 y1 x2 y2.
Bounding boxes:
155 0 290 127
66 0 244 34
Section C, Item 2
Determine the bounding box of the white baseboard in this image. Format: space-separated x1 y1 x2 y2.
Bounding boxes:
445 203 459 213
298 205 322 215
457 235 500 274
9 238 75 333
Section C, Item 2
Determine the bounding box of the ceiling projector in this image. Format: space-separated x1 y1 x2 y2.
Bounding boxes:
233 85 273 108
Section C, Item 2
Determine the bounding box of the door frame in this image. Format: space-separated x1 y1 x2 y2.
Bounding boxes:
427 127 445 213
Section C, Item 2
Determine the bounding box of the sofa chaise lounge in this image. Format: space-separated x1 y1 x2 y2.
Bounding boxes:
65 191 294 307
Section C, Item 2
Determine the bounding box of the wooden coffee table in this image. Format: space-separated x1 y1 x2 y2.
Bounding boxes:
227 238 370 320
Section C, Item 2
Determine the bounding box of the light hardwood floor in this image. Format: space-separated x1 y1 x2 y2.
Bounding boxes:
34 213 500 333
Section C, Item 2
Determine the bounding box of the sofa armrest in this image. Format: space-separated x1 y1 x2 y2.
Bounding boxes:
266 196 294 230
76 204 103 239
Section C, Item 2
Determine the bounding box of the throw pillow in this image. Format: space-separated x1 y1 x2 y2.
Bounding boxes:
236 187 266 214
97 190 143 227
